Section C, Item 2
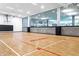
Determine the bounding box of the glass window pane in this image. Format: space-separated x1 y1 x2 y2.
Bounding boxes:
22 17 28 27
60 3 79 26
30 9 57 27
75 16 79 26
60 8 72 26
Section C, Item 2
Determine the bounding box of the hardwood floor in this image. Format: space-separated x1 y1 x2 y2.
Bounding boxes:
0 32 79 56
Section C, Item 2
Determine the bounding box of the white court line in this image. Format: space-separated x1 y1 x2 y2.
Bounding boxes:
0 40 20 56
23 50 38 56
23 39 65 56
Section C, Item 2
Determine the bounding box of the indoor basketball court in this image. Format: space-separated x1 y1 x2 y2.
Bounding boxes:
0 3 79 56
0 32 79 56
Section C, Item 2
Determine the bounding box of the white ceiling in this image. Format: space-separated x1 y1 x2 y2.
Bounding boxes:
0 3 69 18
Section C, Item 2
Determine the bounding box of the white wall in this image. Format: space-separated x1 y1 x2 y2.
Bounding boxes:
0 14 22 31
0 15 6 24
12 17 22 31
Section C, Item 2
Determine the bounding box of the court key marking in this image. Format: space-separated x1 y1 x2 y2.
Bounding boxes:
37 47 61 56
30 37 48 42
23 40 65 56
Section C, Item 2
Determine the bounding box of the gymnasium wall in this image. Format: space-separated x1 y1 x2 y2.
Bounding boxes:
61 27 79 36
0 14 22 31
22 17 28 32
30 27 56 34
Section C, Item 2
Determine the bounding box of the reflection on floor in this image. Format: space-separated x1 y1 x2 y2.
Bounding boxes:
0 32 79 56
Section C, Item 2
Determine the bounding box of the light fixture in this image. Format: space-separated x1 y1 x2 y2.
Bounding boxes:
66 12 78 15
41 5 45 9
62 9 74 13
26 11 30 14
49 20 55 21
6 6 14 10
41 17 48 19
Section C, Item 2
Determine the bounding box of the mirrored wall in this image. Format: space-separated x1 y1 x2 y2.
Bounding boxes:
75 16 79 26
22 17 28 31
60 3 79 26
22 3 79 27
60 7 73 26
30 9 57 27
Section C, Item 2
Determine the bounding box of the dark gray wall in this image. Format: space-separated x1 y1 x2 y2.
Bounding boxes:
30 27 56 34
62 27 79 36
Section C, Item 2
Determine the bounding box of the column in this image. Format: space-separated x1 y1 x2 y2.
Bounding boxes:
27 16 31 32
27 16 31 27
56 8 61 35
72 16 75 26
57 8 61 26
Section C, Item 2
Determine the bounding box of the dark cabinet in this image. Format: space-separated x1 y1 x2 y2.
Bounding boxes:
56 26 61 35
0 25 13 31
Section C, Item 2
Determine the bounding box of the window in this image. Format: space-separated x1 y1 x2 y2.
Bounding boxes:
30 9 57 27
22 17 28 27
60 8 72 26
75 16 79 26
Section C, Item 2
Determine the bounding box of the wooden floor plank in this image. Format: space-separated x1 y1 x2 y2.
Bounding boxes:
0 41 17 56
0 32 79 56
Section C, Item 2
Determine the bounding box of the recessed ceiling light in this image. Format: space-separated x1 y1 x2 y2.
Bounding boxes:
41 5 45 9
32 3 37 6
62 9 74 13
6 6 14 10
26 11 30 14
66 12 78 15
41 17 48 19
49 20 55 21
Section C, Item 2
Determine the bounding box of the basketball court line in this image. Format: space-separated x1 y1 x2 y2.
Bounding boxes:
23 39 65 56
30 37 48 42
23 41 35 47
37 47 61 56
43 40 65 48
23 50 38 56
0 35 65 56
0 40 20 56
